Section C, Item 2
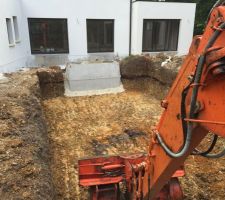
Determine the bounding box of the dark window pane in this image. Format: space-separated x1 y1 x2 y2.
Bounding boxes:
87 19 114 53
28 18 69 54
143 19 180 52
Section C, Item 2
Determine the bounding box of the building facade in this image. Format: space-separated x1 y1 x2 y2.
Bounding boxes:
0 0 196 72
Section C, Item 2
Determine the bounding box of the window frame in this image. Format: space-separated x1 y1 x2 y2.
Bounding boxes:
86 19 115 53
13 16 20 43
28 18 69 55
142 19 180 52
6 18 15 46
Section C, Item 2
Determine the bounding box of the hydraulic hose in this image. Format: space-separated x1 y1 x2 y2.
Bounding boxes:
192 135 218 156
193 134 225 158
207 0 225 23
156 22 225 158
202 148 225 158
181 82 193 140
212 0 225 8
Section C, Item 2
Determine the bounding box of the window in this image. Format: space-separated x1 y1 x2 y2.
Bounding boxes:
87 19 114 53
6 18 14 45
142 19 180 52
13 16 20 42
28 18 69 54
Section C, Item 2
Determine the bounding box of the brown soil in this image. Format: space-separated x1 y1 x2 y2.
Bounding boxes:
120 54 184 85
0 71 54 199
41 75 225 200
37 67 65 100
1 70 225 200
42 78 167 199
181 136 225 200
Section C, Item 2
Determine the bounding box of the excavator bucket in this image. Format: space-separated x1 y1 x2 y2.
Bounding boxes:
78 154 184 200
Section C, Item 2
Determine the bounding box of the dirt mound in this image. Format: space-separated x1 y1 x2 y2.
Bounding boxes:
37 67 64 99
37 66 64 84
120 54 184 85
0 71 54 199
120 55 154 77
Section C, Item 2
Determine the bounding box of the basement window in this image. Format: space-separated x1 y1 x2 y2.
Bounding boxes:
13 16 20 42
142 19 180 52
6 18 14 46
28 18 69 54
87 19 114 53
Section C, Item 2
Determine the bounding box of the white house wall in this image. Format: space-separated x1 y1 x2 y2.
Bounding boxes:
0 0 29 72
131 2 196 56
22 0 131 66
0 0 196 72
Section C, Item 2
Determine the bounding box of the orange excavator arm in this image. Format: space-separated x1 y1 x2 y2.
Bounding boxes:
147 3 225 198
79 2 225 199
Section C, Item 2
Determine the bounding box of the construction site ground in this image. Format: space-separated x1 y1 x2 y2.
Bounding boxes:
0 69 225 199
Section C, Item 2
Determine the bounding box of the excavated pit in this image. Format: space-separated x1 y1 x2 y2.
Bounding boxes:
38 67 166 199
1 60 225 199
37 66 225 200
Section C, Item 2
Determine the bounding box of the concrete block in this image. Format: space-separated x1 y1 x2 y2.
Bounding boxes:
64 61 124 96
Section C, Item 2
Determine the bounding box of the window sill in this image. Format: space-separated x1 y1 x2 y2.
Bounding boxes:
15 40 21 44
142 50 178 53
88 52 114 54
8 44 15 47
31 52 69 55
